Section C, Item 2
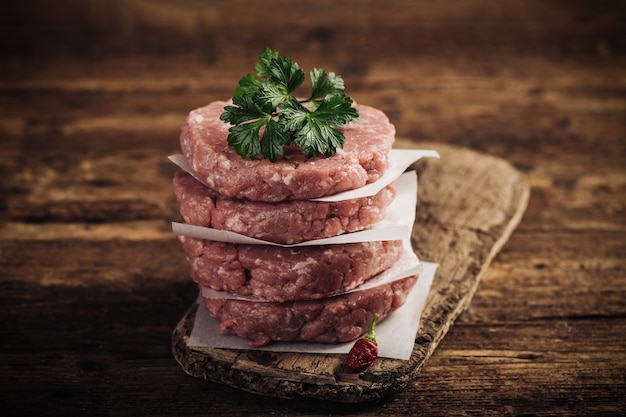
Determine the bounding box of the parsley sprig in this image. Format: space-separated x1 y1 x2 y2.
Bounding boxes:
220 48 359 162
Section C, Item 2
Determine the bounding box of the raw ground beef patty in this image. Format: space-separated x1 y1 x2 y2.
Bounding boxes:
179 100 396 202
173 170 397 244
178 236 404 303
203 275 418 347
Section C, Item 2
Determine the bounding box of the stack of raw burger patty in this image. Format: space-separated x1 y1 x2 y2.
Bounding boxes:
173 100 419 348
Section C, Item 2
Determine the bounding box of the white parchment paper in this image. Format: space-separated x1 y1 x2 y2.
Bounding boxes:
188 262 438 360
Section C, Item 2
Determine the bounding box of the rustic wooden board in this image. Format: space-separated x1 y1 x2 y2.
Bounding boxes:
171 141 530 403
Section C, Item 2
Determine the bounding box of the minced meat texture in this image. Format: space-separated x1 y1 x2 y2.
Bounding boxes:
203 275 418 347
179 100 395 202
173 170 396 244
178 236 404 303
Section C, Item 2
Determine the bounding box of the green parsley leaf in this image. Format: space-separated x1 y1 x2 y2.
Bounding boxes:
221 48 359 161
220 95 268 125
260 82 290 109
234 73 263 98
281 94 357 158
226 119 265 159
313 93 360 128
267 55 305 94
260 117 291 161
309 68 345 102
255 47 279 79
294 116 345 158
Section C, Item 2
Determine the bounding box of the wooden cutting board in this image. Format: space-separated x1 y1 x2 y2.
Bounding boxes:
171 141 530 403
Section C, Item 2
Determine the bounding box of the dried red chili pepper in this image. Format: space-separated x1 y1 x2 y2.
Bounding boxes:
346 313 380 371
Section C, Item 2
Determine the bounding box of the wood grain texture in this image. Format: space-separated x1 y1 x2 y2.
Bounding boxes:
171 142 529 402
1 0 625 415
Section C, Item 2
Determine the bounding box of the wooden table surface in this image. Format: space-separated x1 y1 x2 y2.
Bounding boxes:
1 1 625 416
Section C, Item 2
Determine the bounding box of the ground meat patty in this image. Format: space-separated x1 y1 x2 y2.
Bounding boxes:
173 171 397 244
203 275 418 347
178 236 404 303
179 100 395 202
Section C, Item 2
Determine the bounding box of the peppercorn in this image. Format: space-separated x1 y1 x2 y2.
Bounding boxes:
346 313 380 371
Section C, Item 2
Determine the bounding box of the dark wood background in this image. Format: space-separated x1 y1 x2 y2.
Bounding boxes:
1 1 625 415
